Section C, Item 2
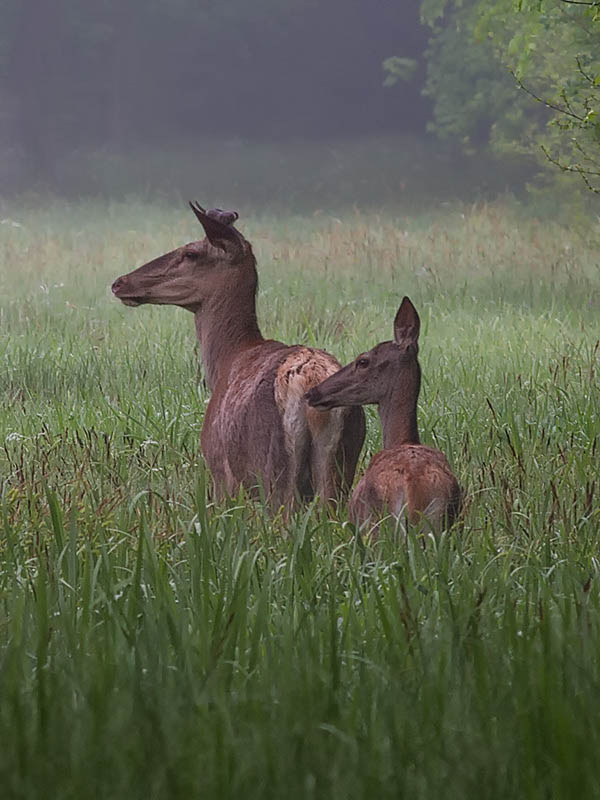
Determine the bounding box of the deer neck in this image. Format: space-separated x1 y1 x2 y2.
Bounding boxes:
377 366 421 449
194 276 264 390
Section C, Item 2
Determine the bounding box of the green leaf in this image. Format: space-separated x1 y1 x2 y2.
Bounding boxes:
382 56 418 87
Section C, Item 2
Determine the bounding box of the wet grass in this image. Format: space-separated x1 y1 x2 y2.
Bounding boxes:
0 201 599 799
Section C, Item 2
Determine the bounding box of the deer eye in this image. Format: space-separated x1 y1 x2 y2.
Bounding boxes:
356 357 370 369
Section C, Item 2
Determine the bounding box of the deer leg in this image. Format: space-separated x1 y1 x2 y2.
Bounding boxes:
306 406 347 504
335 405 366 497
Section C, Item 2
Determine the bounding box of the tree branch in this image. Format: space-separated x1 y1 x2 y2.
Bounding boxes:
575 56 597 87
509 69 586 121
541 144 600 192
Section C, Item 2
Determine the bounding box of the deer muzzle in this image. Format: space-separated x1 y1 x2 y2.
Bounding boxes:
305 386 332 410
111 275 142 306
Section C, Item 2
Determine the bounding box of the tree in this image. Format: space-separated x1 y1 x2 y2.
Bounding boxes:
419 2 531 150
411 0 600 191
0 0 427 192
486 0 600 192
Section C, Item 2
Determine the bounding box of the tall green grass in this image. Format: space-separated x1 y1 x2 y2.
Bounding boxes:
0 201 599 798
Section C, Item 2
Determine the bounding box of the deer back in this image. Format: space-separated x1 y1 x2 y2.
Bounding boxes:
202 341 357 507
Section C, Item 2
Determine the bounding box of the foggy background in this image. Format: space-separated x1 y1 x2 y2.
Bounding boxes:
1 1 529 209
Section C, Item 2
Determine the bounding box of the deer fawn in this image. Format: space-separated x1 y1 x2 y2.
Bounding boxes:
306 297 461 531
112 204 365 511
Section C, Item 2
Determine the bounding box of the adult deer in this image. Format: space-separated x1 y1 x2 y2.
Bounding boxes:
306 297 461 531
111 204 365 511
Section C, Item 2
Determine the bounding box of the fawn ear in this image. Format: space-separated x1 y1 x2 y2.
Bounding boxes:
393 296 420 347
189 201 242 254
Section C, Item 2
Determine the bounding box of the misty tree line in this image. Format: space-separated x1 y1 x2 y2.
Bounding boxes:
398 0 600 192
2 0 599 191
0 0 424 185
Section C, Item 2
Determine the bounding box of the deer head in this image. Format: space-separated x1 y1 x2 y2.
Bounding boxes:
305 297 421 410
111 203 255 312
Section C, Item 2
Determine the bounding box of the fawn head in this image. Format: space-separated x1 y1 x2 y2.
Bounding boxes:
306 297 421 410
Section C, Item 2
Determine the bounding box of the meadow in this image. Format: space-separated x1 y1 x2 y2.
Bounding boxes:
0 198 599 799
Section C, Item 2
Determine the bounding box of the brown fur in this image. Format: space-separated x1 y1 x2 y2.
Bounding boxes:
350 446 461 529
112 204 365 510
306 297 461 532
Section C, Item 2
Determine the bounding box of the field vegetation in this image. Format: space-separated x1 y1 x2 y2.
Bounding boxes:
0 197 599 798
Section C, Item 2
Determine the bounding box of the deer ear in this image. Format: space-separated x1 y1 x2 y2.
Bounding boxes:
189 201 241 252
393 296 420 347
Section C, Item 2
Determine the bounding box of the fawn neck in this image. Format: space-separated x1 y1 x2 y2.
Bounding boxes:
194 275 264 390
378 364 421 449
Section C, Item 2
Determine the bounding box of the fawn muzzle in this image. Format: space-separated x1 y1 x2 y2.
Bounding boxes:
305 386 333 410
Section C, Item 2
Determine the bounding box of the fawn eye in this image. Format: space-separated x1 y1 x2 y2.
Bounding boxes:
356 357 370 369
